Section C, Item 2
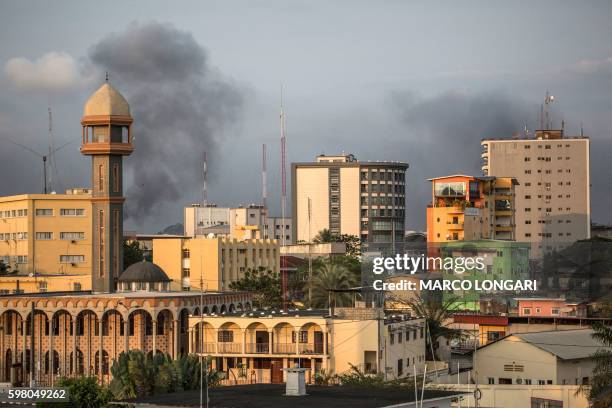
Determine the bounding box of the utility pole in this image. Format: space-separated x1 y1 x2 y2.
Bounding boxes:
280 86 287 247
30 301 35 387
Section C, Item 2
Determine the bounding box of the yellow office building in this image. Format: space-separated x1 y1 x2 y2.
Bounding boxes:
0 189 92 293
152 237 279 292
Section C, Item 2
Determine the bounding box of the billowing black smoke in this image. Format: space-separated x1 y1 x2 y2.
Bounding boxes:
89 21 243 222
388 90 538 229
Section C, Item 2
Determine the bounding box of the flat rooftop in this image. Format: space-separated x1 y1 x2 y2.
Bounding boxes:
129 384 462 407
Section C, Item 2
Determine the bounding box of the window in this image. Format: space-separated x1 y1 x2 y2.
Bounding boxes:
60 232 85 240
488 377 495 384
523 307 531 315
73 282 82 291
499 378 512 384
551 308 560 315
299 331 308 343
60 209 85 216
36 232 53 240
38 281 47 292
113 163 120 192
36 209 53 216
16 255 28 264
397 359 403 376
217 330 234 343
98 164 104 192
60 255 85 264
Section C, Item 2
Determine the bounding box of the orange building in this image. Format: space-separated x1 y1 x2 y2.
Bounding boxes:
426 175 517 243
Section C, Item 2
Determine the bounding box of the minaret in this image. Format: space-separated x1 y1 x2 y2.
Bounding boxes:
80 79 134 293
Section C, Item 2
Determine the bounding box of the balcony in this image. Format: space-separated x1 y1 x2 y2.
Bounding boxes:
446 222 464 230
246 343 270 354
273 343 296 354
217 343 241 353
299 342 324 355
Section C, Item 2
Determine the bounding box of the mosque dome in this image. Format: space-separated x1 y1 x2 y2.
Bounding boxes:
83 82 131 117
119 261 171 283
118 261 171 292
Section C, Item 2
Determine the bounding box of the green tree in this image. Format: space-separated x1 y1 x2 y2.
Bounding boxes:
123 240 145 269
398 292 464 360
229 267 282 309
38 376 112 408
313 229 361 258
109 350 218 400
587 323 612 407
307 258 358 308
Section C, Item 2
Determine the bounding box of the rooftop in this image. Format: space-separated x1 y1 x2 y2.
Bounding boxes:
129 384 463 408
479 328 612 360
83 82 131 117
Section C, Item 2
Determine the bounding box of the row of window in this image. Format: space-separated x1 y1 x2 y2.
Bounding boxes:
360 170 405 182
389 326 424 345
523 143 573 149
0 209 27 218
0 232 27 240
34 208 86 216
396 355 426 376
524 207 573 212
360 184 405 194
360 196 405 206
34 232 86 240
488 378 553 385
524 232 572 238
1 255 28 264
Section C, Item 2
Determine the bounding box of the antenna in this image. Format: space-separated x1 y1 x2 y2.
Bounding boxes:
202 151 208 207
544 91 555 130
262 144 267 211
280 85 287 247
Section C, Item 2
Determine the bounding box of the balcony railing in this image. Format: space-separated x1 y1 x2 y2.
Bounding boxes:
273 343 296 354
246 343 270 354
299 342 324 354
217 342 241 353
200 342 216 353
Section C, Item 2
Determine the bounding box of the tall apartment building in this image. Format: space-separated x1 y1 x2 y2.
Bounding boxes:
184 204 292 243
152 236 279 291
0 189 92 278
481 129 590 256
427 175 517 243
292 154 408 253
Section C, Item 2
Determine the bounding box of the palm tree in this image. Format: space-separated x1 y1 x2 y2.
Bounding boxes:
307 259 358 308
588 323 612 407
396 292 464 360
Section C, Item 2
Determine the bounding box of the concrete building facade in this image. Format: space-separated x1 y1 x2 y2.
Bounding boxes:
292 154 408 253
481 129 590 256
152 236 279 292
427 175 517 243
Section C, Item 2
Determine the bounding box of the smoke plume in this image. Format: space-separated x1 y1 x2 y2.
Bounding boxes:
89 21 244 222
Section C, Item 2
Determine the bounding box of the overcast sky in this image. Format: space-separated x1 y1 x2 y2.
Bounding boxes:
1 0 611 233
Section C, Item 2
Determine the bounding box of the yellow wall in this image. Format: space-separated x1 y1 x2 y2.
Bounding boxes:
153 237 279 292
0 273 91 294
295 167 329 242
0 192 92 287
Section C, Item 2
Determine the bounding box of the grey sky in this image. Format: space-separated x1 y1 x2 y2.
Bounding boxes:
1 0 611 232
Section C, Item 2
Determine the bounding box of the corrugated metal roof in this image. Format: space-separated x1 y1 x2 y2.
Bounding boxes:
514 329 612 360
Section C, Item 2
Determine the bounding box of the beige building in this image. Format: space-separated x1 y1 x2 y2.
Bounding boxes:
474 329 608 386
292 154 408 253
152 236 279 292
0 190 93 293
184 204 292 243
189 308 427 384
481 129 590 256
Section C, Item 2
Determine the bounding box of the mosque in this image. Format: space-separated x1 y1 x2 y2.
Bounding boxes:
0 81 251 386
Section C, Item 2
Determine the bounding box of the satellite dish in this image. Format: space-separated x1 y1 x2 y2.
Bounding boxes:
207 233 215 239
